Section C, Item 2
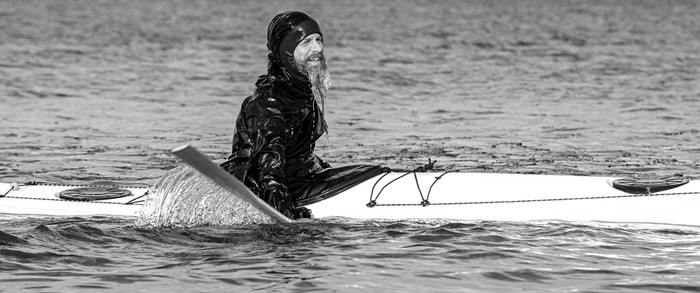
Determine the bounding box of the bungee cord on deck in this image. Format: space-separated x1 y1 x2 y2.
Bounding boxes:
366 162 700 208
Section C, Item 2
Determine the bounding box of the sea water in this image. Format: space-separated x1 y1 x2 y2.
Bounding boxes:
2 0 700 291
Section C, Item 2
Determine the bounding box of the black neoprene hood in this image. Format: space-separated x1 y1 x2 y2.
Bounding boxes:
266 11 322 81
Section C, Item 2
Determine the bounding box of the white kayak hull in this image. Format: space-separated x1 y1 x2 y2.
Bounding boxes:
307 172 700 226
1 172 699 226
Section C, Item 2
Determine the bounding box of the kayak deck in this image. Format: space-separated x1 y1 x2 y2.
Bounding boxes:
1 173 699 226
0 182 148 217
305 172 700 226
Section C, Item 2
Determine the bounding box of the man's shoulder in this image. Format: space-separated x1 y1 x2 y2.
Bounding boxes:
244 89 284 114
248 88 279 104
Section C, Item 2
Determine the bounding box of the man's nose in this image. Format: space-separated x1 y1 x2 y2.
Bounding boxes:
309 39 323 53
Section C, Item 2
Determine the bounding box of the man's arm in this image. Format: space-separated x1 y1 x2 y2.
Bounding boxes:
255 115 297 217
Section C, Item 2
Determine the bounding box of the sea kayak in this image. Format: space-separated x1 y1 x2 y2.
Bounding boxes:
2 171 698 226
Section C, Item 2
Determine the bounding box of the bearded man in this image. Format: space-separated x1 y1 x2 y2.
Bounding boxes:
221 11 384 219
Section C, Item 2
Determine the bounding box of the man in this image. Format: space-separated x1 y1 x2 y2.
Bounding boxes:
221 11 385 219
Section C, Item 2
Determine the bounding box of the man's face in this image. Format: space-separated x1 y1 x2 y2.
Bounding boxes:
293 33 331 104
293 33 323 67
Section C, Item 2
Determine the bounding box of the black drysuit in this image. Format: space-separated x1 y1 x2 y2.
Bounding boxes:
221 11 385 219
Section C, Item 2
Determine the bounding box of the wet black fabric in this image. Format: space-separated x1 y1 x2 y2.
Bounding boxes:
221 11 384 219
294 165 389 207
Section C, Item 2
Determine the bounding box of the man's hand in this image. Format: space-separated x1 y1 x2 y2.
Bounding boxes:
261 181 312 220
287 206 313 220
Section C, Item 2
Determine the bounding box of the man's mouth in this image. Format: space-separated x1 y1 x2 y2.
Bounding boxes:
306 54 323 63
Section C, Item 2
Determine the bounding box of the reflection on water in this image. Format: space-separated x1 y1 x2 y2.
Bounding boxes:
1 217 699 292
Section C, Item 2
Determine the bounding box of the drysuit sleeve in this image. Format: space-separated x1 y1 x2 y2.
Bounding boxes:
255 116 314 220
254 113 295 216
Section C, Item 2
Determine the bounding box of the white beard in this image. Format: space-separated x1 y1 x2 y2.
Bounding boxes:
299 55 332 113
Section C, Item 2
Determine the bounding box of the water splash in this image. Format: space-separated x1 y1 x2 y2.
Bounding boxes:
136 165 274 227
